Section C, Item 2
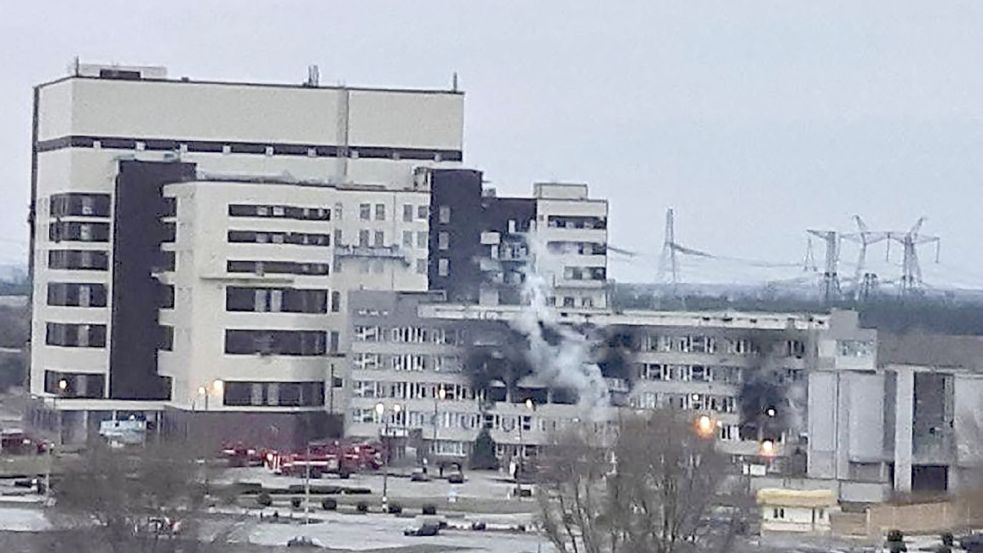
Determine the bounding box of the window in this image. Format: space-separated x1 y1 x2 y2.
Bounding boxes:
47 282 108 307
359 203 371 220
837 340 873 357
223 381 324 407
417 205 428 220
353 326 383 342
331 291 341 313
403 204 414 222
562 297 575 307
402 231 413 247
373 231 384 247
48 250 109 271
438 258 449 276
224 330 326 356
438 205 450 224
50 193 112 218
45 323 106 347
358 230 370 247
417 231 427 248
438 232 449 250
158 325 174 351
43 371 105 399
227 261 329 276
225 287 327 313
772 508 785 519
352 353 383 369
375 204 385 221
227 204 330 221
416 259 427 275
49 222 111 243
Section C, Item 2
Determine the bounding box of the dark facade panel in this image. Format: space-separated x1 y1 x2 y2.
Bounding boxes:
109 159 196 400
428 169 484 303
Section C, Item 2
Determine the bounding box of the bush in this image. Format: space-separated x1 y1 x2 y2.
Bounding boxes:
256 492 272 507
356 501 369 513
290 497 302 509
321 498 337 511
422 504 437 516
386 503 402 514
469 428 499 470
471 521 487 531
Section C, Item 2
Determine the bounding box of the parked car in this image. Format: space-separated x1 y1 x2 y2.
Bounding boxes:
403 522 440 537
286 536 323 548
409 468 431 482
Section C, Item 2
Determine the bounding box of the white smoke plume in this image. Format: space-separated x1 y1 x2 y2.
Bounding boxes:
509 231 610 413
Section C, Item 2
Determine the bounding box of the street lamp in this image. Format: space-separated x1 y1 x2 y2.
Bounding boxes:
376 402 402 507
198 379 224 411
431 385 446 467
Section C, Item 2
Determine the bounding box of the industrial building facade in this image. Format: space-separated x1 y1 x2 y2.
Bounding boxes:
29 63 463 444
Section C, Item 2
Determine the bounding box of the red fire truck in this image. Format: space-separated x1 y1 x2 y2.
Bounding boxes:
264 441 382 478
220 442 270 467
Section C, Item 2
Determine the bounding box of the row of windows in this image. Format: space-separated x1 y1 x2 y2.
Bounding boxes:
48 250 108 271
642 335 806 357
352 381 476 401
562 266 607 281
227 260 330 276
44 370 105 399
351 352 462 372
401 230 430 249
633 391 738 414
837 340 874 357
47 282 107 307
49 221 110 243
352 326 461 344
45 323 106 348
223 381 325 407
226 287 340 314
546 215 607 230
39 136 462 162
228 204 331 221
402 204 430 222
547 296 596 308
224 329 339 356
546 241 606 255
638 364 743 384
49 193 111 218
228 230 331 247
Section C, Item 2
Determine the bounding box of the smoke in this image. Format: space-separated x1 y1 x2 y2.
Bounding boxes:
737 335 807 441
512 266 610 411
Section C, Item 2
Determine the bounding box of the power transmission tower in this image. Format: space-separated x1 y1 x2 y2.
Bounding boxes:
802 238 818 272
841 216 889 301
657 208 679 287
806 229 840 304
887 217 940 296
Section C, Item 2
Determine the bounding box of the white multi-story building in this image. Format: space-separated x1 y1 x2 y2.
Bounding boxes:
345 289 875 466
29 63 463 444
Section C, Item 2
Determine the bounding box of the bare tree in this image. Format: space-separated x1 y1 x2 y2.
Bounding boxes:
50 438 224 553
537 410 752 553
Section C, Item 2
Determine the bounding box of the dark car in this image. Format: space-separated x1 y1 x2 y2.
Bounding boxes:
959 533 983 553
410 469 431 482
446 471 465 484
286 536 323 548
403 522 440 537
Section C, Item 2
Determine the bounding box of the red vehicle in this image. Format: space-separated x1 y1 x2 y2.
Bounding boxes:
220 442 269 467
0 429 48 455
264 441 383 478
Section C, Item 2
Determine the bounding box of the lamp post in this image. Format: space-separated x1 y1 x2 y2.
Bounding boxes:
376 402 402 507
45 378 68 504
514 398 534 486
199 379 224 411
431 385 446 466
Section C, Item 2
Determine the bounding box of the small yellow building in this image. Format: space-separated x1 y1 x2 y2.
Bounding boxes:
757 488 839 534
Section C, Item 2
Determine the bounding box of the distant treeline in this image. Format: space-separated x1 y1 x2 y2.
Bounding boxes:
611 285 983 336
0 280 29 296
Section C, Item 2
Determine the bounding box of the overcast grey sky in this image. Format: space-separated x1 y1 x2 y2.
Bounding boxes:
3 1 983 285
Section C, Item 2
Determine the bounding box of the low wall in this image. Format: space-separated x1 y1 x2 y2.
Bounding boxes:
865 493 983 540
